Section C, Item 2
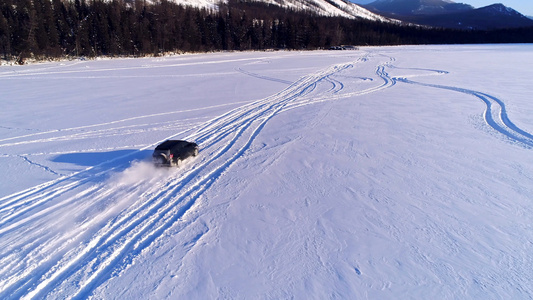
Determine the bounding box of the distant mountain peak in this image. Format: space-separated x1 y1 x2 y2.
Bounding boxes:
363 0 533 29
479 3 521 16
366 0 474 16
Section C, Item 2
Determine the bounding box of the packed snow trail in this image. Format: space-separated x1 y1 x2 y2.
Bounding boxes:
1 47 532 299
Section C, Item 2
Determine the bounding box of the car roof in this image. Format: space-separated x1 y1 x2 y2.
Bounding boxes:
154 140 191 150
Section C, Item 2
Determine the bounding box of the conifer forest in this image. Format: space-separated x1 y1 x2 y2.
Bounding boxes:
1 0 533 63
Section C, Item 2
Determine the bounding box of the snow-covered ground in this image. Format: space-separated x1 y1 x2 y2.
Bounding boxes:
1 45 532 299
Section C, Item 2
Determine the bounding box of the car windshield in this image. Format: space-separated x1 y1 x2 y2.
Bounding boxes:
155 140 188 150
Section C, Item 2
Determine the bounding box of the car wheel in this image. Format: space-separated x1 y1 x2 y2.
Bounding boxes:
154 155 166 165
176 158 182 167
193 148 199 156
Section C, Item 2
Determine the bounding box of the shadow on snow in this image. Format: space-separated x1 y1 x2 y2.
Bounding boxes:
51 150 150 167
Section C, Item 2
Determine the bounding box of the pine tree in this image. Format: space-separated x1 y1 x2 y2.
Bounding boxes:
0 10 11 60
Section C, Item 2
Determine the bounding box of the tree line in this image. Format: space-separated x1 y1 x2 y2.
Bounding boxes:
2 0 533 63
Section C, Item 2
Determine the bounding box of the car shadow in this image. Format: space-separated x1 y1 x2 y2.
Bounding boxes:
52 149 153 170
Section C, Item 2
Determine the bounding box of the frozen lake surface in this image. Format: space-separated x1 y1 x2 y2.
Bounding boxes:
0 45 532 299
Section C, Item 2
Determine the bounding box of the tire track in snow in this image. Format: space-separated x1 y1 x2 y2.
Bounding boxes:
396 78 533 148
364 57 533 148
0 113 215 225
0 149 145 229
0 119 202 149
280 59 396 112
0 57 273 78
0 101 250 145
236 66 293 85
17 155 64 176
71 98 289 300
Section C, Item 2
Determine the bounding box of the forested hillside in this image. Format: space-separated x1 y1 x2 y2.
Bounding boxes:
1 0 533 63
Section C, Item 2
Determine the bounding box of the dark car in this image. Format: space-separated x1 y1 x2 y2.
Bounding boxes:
152 140 199 167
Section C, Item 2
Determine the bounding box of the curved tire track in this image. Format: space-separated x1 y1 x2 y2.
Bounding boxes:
396 78 533 148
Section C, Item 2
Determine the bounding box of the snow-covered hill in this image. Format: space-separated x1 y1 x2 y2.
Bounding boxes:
256 0 392 21
363 0 533 29
1 45 533 298
171 0 392 21
365 0 474 15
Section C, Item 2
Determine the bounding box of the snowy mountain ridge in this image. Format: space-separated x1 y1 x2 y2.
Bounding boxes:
255 0 392 21
365 0 474 15
482 3 522 16
164 0 393 21
363 0 533 29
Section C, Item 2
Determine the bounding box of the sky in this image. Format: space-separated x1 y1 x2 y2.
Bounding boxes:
349 0 533 16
